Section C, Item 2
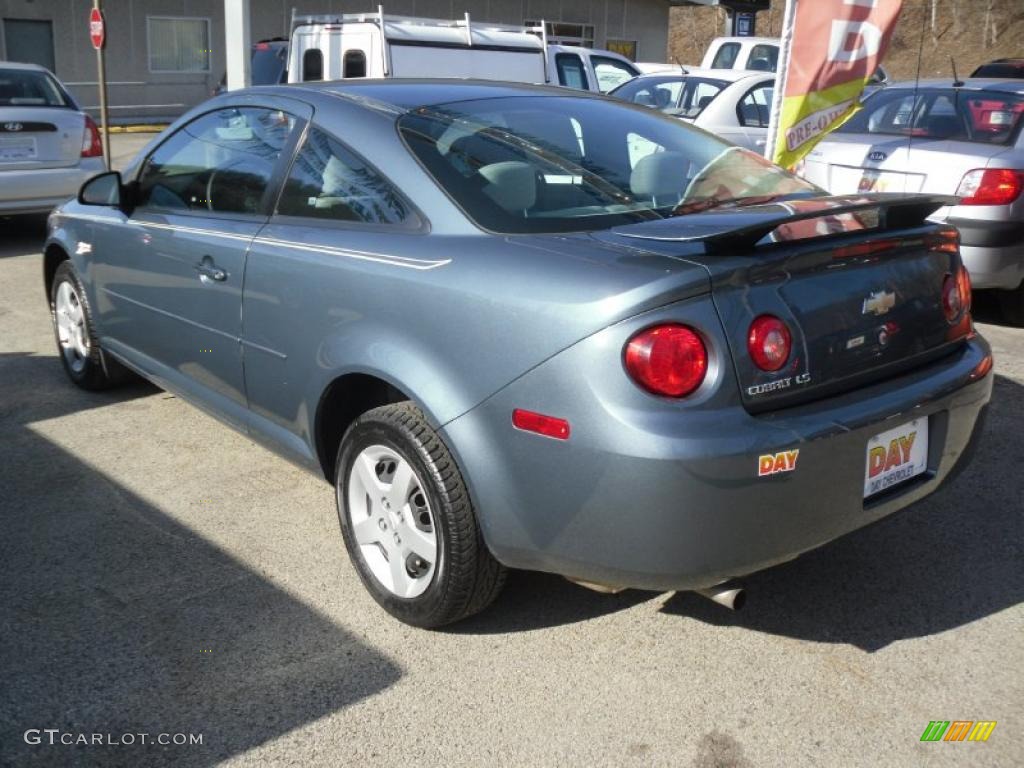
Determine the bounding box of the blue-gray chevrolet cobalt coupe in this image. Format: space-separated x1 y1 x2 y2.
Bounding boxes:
44 81 992 627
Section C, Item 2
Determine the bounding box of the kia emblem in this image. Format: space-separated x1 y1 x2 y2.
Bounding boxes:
868 150 887 162
3 122 23 132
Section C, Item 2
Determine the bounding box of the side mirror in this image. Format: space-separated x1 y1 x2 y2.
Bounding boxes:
78 171 123 207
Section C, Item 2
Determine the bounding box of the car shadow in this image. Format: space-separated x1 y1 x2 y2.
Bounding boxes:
0 214 49 257
659 373 1023 652
973 288 1018 328
0 353 401 767
445 569 653 635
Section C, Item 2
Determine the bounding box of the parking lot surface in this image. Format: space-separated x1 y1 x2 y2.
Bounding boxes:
0 136 1021 767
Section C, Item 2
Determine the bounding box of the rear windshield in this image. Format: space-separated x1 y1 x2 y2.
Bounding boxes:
838 88 1024 145
970 62 1024 78
398 95 818 234
0 69 70 107
611 76 729 118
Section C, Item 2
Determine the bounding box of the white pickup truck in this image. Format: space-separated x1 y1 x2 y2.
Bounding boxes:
701 36 889 86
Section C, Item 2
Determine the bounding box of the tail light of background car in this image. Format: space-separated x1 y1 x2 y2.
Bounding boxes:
81 115 103 158
624 324 708 398
747 315 792 372
955 169 1023 206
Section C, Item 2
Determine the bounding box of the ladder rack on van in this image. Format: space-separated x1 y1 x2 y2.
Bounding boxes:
290 7 543 43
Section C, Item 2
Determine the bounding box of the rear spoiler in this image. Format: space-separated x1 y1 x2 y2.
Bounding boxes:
614 194 958 255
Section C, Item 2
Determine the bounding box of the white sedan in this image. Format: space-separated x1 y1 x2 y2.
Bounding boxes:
610 69 775 153
0 62 106 216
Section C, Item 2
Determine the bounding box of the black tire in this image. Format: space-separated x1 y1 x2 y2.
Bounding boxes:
997 283 1024 327
335 402 506 628
50 260 129 390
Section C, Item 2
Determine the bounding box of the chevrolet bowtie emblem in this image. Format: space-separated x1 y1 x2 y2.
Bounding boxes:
862 290 896 316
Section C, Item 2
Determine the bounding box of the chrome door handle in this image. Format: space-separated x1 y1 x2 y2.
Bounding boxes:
194 260 227 282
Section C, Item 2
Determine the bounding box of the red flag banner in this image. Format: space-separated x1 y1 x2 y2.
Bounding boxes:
766 0 902 168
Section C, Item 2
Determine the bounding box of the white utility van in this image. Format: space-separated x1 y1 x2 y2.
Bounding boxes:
287 10 546 84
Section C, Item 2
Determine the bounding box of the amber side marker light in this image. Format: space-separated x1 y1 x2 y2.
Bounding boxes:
512 409 570 440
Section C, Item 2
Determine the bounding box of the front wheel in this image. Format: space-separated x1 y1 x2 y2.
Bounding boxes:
50 260 128 390
336 402 506 628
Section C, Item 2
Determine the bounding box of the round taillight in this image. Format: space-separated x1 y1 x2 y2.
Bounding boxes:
747 315 791 372
624 324 708 398
942 273 962 322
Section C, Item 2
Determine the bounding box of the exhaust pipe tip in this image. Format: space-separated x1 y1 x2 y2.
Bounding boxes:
695 583 746 611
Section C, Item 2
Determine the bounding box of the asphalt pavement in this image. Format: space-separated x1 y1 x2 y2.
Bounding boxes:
0 135 1021 767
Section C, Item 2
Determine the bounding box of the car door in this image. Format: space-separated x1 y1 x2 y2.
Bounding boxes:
89 101 306 427
735 80 774 151
241 124 426 464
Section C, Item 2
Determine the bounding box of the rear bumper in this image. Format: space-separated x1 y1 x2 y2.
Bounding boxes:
937 214 1024 291
0 162 103 215
444 331 993 592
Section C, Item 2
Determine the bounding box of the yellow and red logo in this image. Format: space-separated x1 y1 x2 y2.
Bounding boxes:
759 449 800 477
867 432 916 479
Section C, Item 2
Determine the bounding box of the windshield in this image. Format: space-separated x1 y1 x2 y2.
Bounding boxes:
0 69 70 107
398 96 819 234
838 87 1024 146
611 76 728 118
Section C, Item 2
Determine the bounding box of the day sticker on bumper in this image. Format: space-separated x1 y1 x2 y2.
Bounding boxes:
864 418 928 498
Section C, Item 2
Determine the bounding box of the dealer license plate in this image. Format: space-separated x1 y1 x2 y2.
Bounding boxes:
0 136 37 161
864 418 929 498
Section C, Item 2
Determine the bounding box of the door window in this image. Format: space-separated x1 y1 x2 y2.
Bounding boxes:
591 56 638 93
343 50 367 78
276 126 410 225
303 49 323 81
136 107 297 215
555 54 589 91
737 84 774 127
710 43 741 69
747 44 778 72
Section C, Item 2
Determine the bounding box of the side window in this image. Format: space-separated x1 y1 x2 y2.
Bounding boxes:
303 49 323 81
737 84 773 127
136 107 297 215
628 81 682 110
343 50 366 78
555 53 589 91
710 43 741 69
276 127 409 225
591 56 638 93
747 44 778 72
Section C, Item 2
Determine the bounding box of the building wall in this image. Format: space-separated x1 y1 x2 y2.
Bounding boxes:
0 0 670 121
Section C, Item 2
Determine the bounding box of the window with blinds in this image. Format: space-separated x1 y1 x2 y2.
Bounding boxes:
148 17 211 73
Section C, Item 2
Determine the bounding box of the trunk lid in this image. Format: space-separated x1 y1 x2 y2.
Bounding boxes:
596 194 969 412
803 134 1008 196
0 107 85 170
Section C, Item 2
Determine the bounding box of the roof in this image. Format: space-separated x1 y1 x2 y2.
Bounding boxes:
882 78 1024 93
0 61 50 73
628 68 768 83
293 78 594 112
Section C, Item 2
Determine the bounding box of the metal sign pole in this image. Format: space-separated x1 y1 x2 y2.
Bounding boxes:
92 0 111 170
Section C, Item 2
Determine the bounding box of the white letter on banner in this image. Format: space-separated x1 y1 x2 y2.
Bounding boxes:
828 20 882 62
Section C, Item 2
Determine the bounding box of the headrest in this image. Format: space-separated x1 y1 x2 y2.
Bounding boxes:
630 151 688 200
479 161 536 213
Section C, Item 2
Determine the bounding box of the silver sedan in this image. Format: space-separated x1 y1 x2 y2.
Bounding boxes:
0 62 106 216
800 79 1024 324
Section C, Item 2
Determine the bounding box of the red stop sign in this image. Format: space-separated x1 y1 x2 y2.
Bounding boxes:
89 8 105 50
